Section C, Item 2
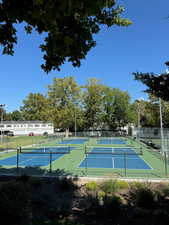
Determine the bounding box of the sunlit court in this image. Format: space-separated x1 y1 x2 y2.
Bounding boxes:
0 136 167 178
79 146 151 170
0 146 75 167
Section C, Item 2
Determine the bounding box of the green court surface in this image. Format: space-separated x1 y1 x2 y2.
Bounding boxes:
0 137 168 179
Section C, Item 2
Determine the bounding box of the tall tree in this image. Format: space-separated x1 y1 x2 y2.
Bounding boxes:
0 0 131 72
102 86 116 130
133 62 169 101
6 110 23 121
134 71 169 101
47 76 81 133
82 78 105 130
132 98 160 128
21 93 50 121
109 88 131 130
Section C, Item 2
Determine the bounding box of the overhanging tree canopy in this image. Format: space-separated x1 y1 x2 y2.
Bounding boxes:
0 0 131 72
133 72 169 101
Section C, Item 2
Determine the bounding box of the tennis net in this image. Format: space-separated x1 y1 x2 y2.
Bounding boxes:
85 146 143 155
19 146 72 154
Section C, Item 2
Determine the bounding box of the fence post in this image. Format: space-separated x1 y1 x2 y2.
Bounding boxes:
16 148 20 173
164 151 168 177
124 153 127 177
85 145 87 176
49 151 52 173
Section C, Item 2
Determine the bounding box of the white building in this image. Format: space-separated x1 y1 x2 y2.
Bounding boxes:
0 121 54 136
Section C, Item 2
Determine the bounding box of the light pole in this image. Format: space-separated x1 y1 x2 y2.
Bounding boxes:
0 104 5 144
137 102 141 129
160 62 169 155
136 100 140 141
159 98 164 154
136 98 144 140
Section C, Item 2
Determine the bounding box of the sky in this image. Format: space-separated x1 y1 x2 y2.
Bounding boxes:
0 0 169 112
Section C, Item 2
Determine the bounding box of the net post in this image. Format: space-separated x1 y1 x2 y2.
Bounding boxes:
140 146 143 155
49 151 52 173
85 145 87 175
16 148 20 173
124 152 127 177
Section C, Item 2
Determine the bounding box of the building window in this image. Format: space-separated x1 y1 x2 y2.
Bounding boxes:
6 125 12 128
28 125 33 128
0 125 4 128
35 125 39 127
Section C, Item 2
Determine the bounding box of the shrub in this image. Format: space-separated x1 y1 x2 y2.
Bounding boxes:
116 180 129 189
99 180 118 194
16 173 31 183
127 185 156 209
79 193 101 215
57 177 77 191
102 195 123 217
85 181 98 192
0 181 31 225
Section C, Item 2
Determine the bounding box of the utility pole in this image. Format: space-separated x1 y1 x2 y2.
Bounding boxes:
136 98 144 140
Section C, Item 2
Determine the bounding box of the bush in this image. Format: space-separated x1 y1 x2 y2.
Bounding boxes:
0 181 31 225
127 185 157 210
85 181 98 192
99 180 118 194
102 195 123 217
57 177 77 191
116 180 129 190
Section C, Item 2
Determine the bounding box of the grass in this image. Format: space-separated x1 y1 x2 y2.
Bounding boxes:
0 136 168 179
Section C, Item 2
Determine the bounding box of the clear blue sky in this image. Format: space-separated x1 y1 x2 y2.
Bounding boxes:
0 0 169 112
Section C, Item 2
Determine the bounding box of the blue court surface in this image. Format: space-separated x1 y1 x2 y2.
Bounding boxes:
59 138 88 144
97 139 127 145
0 147 75 167
79 147 151 170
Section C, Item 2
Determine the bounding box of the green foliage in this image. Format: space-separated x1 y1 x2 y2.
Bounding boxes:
102 194 123 217
48 76 81 130
83 78 105 130
102 87 131 130
82 79 133 130
0 0 131 72
115 180 129 189
5 76 137 130
127 185 157 209
129 181 146 189
99 180 119 194
85 181 98 192
5 110 23 121
134 71 169 101
21 93 50 121
2 178 169 225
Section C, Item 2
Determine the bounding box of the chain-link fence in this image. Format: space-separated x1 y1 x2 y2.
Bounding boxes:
0 131 168 179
